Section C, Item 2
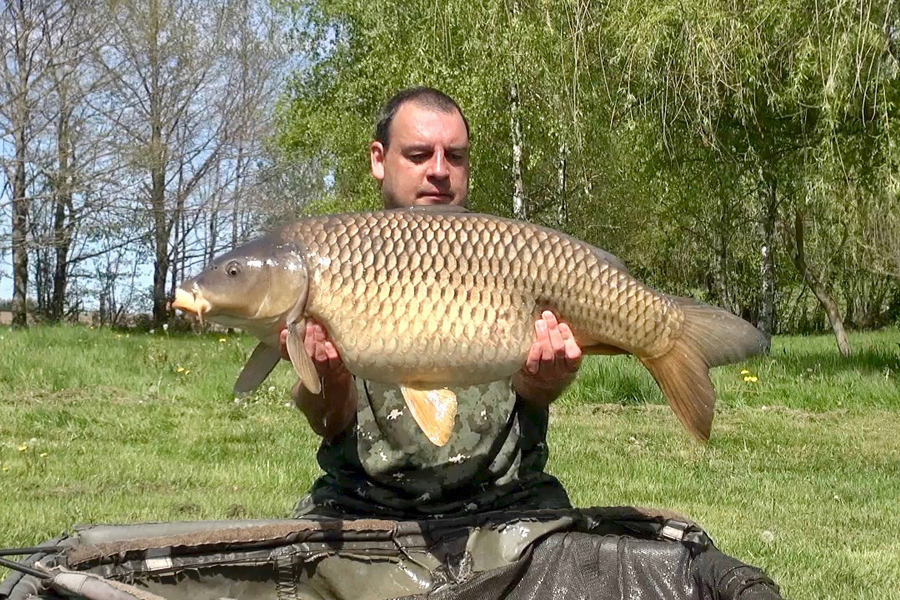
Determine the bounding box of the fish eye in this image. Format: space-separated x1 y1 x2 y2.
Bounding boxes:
226 261 242 277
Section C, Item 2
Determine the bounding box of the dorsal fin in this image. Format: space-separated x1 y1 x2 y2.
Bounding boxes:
405 204 471 214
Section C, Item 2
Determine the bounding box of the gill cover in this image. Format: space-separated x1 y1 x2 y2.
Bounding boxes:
173 233 317 395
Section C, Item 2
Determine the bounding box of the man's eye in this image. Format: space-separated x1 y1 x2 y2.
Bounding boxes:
408 153 429 162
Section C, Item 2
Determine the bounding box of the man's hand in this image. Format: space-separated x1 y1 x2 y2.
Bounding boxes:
280 320 347 379
280 320 357 439
513 311 583 407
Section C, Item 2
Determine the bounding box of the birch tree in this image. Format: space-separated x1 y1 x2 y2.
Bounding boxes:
0 1 63 326
98 0 244 325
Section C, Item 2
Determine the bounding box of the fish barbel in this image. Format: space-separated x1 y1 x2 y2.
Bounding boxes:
172 206 766 445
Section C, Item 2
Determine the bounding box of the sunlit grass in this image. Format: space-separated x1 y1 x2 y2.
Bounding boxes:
1 325 898 600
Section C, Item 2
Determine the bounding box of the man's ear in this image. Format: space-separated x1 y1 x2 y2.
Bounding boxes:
370 141 386 181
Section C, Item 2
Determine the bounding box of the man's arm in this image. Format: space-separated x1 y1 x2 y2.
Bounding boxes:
280 321 357 439
512 311 583 408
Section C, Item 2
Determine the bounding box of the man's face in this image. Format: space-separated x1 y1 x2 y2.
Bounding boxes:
370 102 470 209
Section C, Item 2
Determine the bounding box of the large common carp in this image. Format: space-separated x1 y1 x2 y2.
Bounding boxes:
172 206 766 446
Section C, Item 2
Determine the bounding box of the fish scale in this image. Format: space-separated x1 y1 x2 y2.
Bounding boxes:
173 207 767 443
284 210 674 385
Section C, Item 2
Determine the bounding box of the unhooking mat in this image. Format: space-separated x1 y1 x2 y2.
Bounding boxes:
0 507 783 600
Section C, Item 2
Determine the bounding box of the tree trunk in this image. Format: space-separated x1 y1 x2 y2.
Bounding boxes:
10 3 30 328
12 131 29 328
557 141 567 227
51 92 73 322
789 210 851 356
209 158 222 263
713 197 732 313
148 0 170 326
510 82 526 220
757 171 777 349
231 148 243 247
151 163 169 325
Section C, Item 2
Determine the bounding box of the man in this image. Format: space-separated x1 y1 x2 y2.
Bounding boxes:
280 87 583 519
274 88 782 599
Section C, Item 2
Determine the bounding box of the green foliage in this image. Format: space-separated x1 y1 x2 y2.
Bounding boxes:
274 0 900 337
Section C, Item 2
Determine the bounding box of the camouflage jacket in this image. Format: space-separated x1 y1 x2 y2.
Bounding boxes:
293 378 571 519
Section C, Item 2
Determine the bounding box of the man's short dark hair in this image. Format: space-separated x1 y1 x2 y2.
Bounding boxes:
374 87 470 149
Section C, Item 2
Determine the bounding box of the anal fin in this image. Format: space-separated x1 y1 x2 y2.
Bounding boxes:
286 320 322 395
399 386 458 447
234 342 282 395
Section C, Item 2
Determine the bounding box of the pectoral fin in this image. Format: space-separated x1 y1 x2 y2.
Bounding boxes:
399 386 458 447
286 320 322 395
234 342 282 395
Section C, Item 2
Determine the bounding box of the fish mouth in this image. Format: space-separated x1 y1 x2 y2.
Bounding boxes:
172 287 212 326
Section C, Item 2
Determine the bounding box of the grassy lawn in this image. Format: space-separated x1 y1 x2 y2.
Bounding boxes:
1 325 898 599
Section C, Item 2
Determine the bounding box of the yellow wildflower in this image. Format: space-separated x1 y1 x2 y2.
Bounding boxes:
184 369 191 375
219 338 227 343
740 369 750 375
40 452 48 458
176 366 185 373
17 444 27 452
749 376 758 383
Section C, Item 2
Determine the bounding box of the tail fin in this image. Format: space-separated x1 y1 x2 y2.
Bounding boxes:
640 300 767 441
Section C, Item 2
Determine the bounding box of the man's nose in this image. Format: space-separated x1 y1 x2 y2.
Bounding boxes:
427 151 449 179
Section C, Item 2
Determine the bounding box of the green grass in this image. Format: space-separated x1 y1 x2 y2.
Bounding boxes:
1 325 898 599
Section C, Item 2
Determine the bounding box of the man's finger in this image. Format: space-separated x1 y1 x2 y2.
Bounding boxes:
324 341 343 372
547 321 565 356
564 338 582 364
525 341 542 374
541 310 558 328
536 319 554 362
304 322 316 355
559 324 582 367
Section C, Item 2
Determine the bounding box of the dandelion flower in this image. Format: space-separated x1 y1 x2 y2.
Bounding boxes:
40 453 48 458
176 366 185 373
740 369 750 375
17 444 27 452
219 338 227 343
184 369 191 375
749 376 758 383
